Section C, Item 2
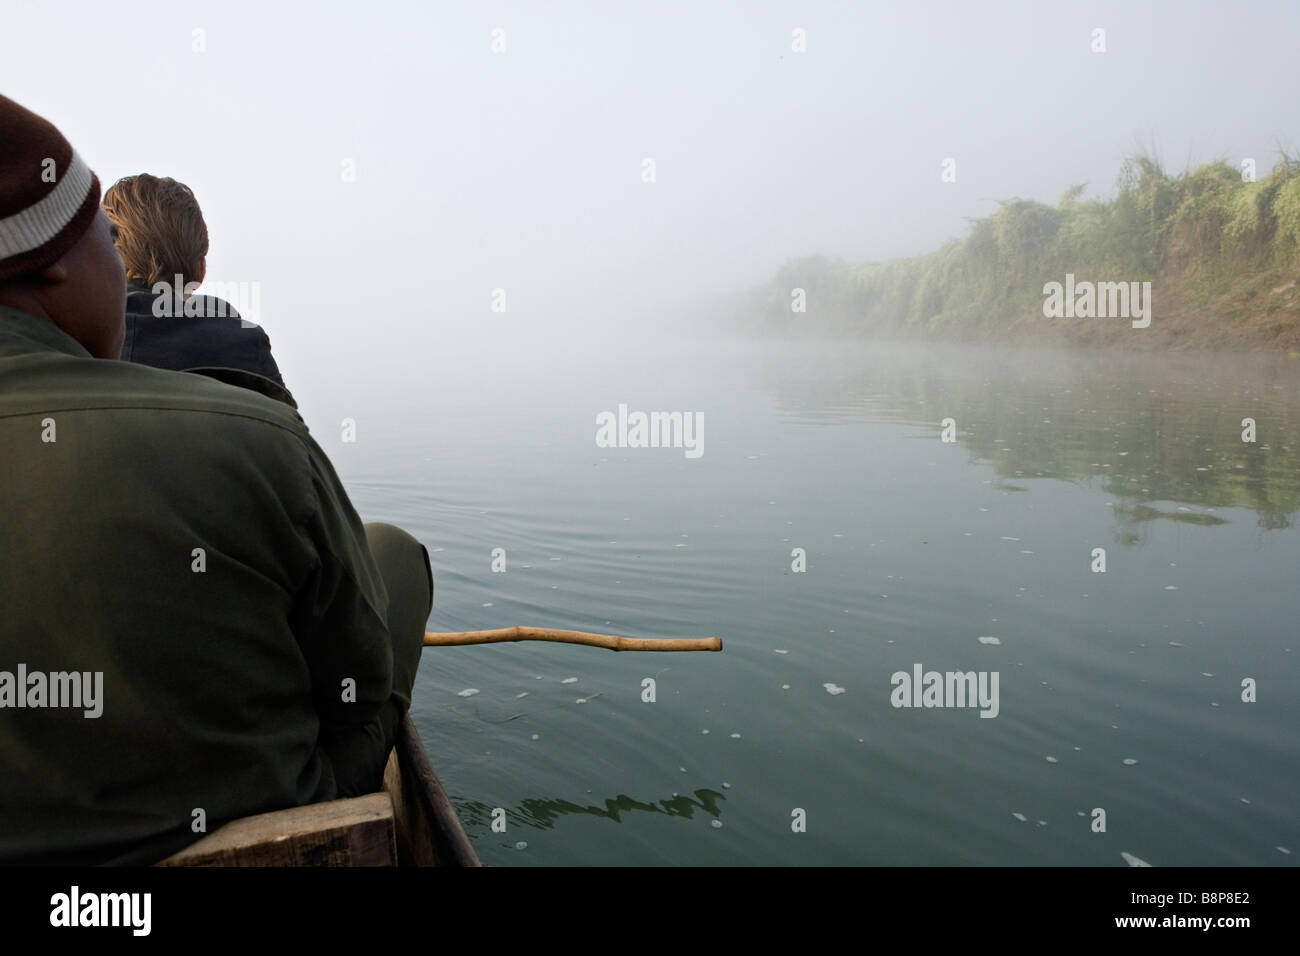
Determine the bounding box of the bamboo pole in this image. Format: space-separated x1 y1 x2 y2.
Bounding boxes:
423 626 722 653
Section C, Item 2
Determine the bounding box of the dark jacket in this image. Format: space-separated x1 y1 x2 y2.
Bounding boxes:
120 279 286 387
0 305 394 865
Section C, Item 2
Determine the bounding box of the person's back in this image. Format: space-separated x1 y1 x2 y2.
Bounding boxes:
0 94 429 865
121 278 286 385
104 174 286 387
0 323 370 863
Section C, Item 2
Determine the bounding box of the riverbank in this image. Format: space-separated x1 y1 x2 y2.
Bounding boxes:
1004 270 1299 351
742 154 1300 352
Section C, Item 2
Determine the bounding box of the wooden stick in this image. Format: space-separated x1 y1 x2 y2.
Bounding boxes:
423 626 722 652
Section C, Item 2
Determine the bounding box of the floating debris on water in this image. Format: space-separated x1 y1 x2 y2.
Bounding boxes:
1202 672 1213 678
1278 847 1293 855
561 677 578 684
1122 758 1139 766
516 692 529 699
1240 797 1251 804
774 649 789 655
1121 851 1152 867
711 820 723 829
722 782 731 789
730 733 741 739
823 683 846 695
530 734 539 740
457 688 480 697
514 841 528 850
978 636 1001 645
1164 586 1178 591
1168 641 1184 647
1045 756 1057 763
1012 812 1028 822
781 684 791 690
701 729 710 735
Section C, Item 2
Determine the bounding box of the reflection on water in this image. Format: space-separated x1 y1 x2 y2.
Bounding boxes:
758 344 1300 538
457 788 725 831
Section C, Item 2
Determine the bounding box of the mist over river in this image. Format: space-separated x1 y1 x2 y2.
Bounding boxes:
300 334 1300 866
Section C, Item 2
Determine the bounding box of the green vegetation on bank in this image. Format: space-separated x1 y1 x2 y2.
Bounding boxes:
746 154 1300 348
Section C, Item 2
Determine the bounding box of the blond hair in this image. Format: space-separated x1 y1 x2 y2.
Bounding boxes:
102 174 209 288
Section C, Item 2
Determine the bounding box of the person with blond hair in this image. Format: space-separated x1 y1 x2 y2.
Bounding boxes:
104 173 285 388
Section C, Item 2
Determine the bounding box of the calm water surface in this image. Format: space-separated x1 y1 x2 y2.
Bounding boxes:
297 335 1300 866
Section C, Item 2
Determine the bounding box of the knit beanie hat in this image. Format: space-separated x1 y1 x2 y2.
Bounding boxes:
0 94 102 282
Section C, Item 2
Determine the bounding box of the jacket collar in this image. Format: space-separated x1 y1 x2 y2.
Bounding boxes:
0 305 93 360
125 278 156 302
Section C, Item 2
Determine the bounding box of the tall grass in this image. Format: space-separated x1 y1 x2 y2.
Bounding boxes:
748 153 1300 335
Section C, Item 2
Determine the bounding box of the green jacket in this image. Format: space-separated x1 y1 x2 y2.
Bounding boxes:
0 306 394 864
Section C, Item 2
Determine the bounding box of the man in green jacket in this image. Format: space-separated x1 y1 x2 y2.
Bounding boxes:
0 93 431 864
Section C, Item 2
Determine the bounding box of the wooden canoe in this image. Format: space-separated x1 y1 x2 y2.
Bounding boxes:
157 712 480 866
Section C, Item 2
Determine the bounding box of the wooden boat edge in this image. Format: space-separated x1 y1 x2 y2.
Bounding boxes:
157 711 480 866
386 711 481 867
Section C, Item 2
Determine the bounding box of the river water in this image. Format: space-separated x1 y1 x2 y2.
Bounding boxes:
299 334 1300 866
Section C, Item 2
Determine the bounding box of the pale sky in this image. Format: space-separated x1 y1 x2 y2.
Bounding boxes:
3 0 1296 383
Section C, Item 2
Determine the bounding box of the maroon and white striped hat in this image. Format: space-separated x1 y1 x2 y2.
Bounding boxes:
0 94 102 283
